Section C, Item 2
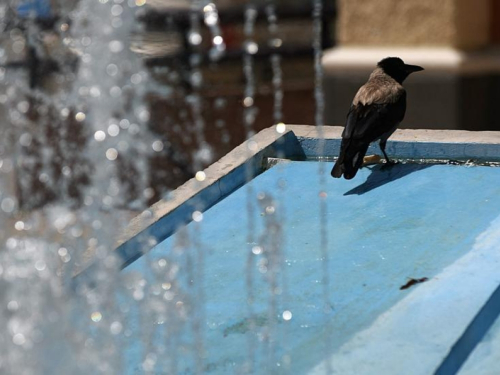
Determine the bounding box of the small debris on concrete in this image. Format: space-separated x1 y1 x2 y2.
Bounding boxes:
400 277 429 290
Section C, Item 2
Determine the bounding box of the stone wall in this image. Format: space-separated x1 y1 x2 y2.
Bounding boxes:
337 0 490 50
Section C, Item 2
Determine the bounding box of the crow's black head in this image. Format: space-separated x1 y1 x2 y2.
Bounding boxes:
377 57 424 84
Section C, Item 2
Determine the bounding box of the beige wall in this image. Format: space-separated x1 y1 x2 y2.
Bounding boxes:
337 0 490 50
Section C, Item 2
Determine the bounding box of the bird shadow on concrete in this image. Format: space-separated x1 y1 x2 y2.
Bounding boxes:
344 163 433 196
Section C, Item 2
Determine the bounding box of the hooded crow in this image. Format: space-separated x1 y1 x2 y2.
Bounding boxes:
331 57 423 179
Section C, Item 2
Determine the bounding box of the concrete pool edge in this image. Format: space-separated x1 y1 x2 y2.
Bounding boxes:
72 125 500 287
71 127 304 286
290 125 500 160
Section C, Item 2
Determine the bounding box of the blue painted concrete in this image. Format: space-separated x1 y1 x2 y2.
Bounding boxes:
119 161 500 374
459 294 500 375
437 279 500 375
311 210 500 374
297 138 500 161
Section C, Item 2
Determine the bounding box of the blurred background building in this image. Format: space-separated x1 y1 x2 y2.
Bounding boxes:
326 0 500 131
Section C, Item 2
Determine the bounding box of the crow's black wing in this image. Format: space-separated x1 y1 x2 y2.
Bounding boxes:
343 91 406 143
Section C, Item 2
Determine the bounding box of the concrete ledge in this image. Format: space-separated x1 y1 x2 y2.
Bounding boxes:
323 47 500 75
288 125 500 160
290 125 500 144
72 125 500 288
71 126 304 288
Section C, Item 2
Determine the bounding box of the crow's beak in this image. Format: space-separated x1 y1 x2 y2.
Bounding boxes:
405 64 424 73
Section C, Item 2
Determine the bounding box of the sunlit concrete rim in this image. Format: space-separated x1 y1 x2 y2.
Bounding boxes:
71 126 303 288
71 125 500 289
291 125 500 160
323 47 500 75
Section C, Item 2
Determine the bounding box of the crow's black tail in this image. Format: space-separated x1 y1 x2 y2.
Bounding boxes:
331 140 369 180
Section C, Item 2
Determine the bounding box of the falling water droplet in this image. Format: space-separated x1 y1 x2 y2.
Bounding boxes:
106 148 118 161
19 133 32 147
108 124 120 137
111 4 123 16
12 333 26 346
244 41 259 55
213 36 223 46
58 248 68 257
91 312 103 323
94 130 106 142
1 198 15 213
110 321 123 335
152 140 164 152
35 260 46 271
243 97 254 107
106 64 118 76
75 112 86 122
81 36 92 47
109 40 124 53
192 211 203 222
247 140 258 152
195 171 206 182
276 123 286 134
17 101 29 113
188 32 202 46
252 246 263 255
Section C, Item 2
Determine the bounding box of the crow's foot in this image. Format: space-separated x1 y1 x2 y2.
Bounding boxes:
381 159 399 170
363 155 381 166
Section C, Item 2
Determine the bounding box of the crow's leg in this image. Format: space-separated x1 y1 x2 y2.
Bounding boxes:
379 140 395 165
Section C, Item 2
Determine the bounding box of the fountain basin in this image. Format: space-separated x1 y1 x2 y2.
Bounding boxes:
75 125 500 374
